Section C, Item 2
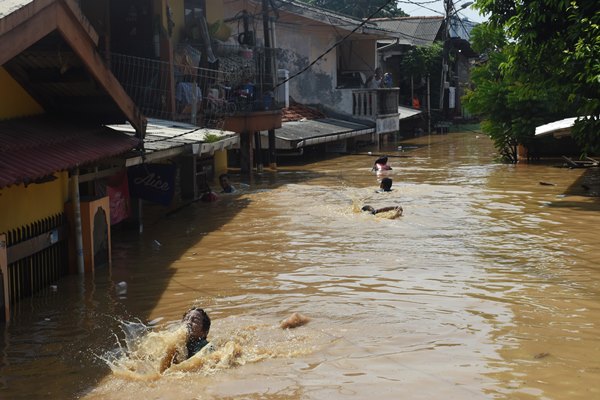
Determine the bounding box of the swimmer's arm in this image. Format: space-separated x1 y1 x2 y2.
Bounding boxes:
375 206 401 214
159 346 185 373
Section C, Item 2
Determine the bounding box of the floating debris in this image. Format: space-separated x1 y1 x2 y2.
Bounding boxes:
116 281 128 296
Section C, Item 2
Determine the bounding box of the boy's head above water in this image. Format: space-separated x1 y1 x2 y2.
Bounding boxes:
182 307 211 340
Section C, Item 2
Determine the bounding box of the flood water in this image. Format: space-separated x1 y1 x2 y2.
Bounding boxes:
1 132 600 399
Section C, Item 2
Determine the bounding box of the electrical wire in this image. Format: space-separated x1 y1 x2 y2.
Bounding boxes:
398 0 445 16
273 0 397 89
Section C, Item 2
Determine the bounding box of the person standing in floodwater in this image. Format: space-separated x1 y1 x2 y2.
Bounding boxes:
377 177 393 192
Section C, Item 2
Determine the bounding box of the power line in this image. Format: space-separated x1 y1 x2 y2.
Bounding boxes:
273 0 397 89
398 0 445 16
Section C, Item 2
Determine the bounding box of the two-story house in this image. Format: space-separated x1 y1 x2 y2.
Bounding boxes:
215 0 403 155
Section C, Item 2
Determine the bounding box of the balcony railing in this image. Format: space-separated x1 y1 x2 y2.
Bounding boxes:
108 45 281 129
352 88 400 121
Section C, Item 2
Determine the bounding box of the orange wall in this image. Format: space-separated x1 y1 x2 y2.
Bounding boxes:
0 172 70 234
0 67 44 120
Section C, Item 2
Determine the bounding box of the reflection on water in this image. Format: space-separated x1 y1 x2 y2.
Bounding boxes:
1 133 600 399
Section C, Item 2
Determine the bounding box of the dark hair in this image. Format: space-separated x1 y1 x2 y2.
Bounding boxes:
219 173 229 181
374 156 388 165
361 205 376 214
380 177 393 191
183 307 211 331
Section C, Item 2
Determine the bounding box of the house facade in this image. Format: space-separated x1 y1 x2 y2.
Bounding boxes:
219 0 401 151
375 15 478 131
0 0 146 322
0 0 245 322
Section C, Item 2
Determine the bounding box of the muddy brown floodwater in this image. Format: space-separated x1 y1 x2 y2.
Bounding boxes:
1 132 599 399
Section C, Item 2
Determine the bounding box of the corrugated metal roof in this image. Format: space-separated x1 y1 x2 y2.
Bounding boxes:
271 118 374 149
0 0 33 18
108 118 239 165
398 106 422 120
0 117 140 188
109 118 238 152
373 17 443 46
535 117 577 137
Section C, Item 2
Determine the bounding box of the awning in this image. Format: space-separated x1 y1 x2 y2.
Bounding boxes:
108 118 239 166
535 117 577 137
269 118 374 149
398 106 422 120
0 117 140 189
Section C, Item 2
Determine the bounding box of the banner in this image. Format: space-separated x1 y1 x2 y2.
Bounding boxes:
128 163 176 206
106 169 131 225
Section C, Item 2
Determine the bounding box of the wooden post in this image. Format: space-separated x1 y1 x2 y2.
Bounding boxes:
268 129 277 169
427 75 431 135
255 132 263 172
240 132 253 175
162 37 176 119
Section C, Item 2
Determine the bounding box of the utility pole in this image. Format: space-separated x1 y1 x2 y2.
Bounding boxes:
439 1 473 115
262 0 278 169
439 0 451 112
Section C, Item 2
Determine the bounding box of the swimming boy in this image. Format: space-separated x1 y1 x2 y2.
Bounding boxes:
161 307 214 371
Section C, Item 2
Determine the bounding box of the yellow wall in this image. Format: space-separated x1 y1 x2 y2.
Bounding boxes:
206 0 225 24
0 172 70 233
214 149 228 178
161 0 226 46
170 0 185 46
0 67 44 120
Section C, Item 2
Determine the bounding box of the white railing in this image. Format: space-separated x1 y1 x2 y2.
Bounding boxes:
352 88 400 121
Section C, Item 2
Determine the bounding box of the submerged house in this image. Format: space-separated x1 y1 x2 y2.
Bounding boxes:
0 0 145 322
217 0 403 155
374 15 478 130
0 0 249 322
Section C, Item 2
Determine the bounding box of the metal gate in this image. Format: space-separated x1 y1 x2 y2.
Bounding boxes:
0 213 68 323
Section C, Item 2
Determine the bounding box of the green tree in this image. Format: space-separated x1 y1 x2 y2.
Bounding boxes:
299 0 407 18
466 0 600 158
398 42 443 113
463 23 565 162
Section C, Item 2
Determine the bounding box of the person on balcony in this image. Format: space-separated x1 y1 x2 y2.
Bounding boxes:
366 67 383 89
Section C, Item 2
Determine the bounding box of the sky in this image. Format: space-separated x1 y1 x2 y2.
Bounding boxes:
398 0 488 23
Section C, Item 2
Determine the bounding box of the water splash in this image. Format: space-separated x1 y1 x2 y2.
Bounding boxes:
99 317 318 381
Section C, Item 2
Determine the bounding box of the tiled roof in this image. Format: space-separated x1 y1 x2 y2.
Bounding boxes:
0 117 140 188
281 104 326 122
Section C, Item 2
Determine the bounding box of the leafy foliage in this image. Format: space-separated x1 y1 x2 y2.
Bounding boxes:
399 42 443 80
203 133 223 143
298 0 407 18
465 0 600 159
397 42 443 115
